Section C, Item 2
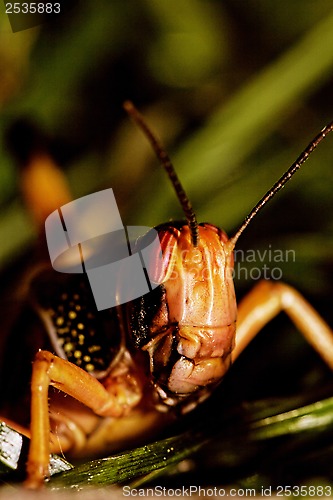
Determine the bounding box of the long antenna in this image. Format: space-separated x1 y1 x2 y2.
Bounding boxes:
229 121 333 248
123 101 199 247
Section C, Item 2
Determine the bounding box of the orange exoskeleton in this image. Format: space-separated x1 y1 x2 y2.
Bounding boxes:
1 103 333 488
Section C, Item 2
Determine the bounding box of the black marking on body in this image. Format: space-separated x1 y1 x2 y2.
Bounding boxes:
30 270 121 377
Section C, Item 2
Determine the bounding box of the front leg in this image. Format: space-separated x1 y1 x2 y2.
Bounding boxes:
25 350 141 489
234 280 333 369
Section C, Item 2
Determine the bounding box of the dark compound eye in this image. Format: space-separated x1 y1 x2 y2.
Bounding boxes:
30 270 122 377
128 285 167 348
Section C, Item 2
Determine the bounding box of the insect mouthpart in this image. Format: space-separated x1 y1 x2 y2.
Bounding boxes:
128 222 236 411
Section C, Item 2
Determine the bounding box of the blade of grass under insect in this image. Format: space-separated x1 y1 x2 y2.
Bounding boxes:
48 395 333 490
249 397 333 441
49 432 207 490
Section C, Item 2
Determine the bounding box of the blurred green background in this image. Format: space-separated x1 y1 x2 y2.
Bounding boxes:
1 0 333 490
0 0 333 292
